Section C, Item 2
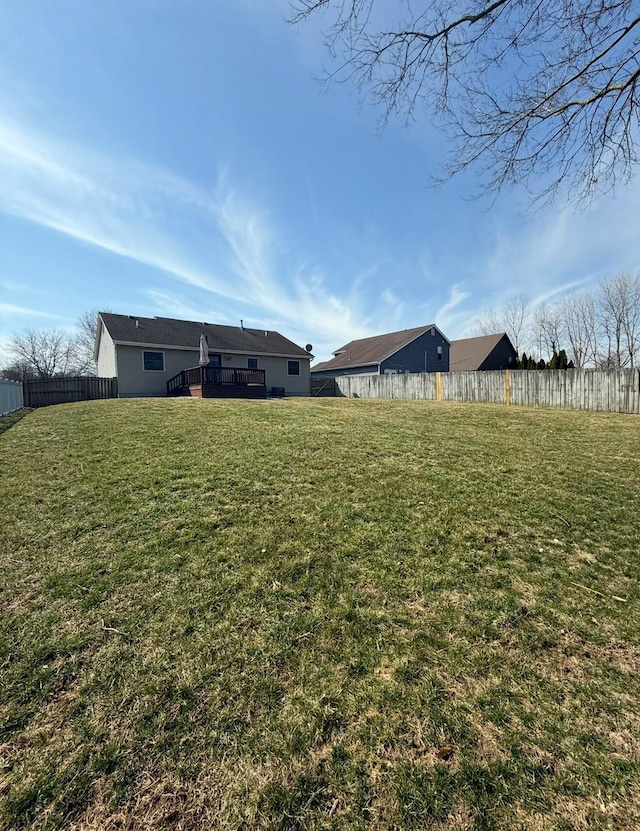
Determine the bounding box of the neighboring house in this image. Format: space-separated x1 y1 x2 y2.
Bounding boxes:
95 313 312 397
450 333 518 371
311 325 450 377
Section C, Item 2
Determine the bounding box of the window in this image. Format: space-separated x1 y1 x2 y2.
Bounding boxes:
209 354 221 367
437 346 443 361
247 357 258 370
288 360 300 375
143 351 164 371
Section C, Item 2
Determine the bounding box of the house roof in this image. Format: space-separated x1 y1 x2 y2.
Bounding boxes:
312 324 445 373
97 313 311 359
450 333 514 371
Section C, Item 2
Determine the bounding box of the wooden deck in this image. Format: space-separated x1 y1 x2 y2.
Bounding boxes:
167 366 267 399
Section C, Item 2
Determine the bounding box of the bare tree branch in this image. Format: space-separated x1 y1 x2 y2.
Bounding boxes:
292 0 640 202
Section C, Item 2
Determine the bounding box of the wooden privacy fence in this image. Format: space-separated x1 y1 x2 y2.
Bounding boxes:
334 369 640 414
311 376 338 397
0 379 23 415
23 377 118 408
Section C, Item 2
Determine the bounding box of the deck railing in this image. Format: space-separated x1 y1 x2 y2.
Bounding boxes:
167 366 266 394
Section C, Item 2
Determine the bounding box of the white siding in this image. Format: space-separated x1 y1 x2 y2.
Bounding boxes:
114 346 311 397
96 324 117 377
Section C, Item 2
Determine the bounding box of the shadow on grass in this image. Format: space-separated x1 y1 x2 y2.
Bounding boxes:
0 409 31 437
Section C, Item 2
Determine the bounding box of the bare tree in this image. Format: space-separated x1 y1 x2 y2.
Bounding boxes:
292 0 640 203
471 307 503 337
0 360 38 382
599 273 640 367
620 273 640 367
471 294 531 354
74 310 101 376
8 330 82 379
559 292 599 368
501 294 531 355
534 303 564 360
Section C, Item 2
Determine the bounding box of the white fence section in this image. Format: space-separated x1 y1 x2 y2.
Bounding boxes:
335 369 640 414
0 379 24 416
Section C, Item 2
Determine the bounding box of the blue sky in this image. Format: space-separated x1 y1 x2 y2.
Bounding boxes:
1 0 640 364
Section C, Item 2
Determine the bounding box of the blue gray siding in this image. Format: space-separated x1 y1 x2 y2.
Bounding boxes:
380 330 449 374
312 364 379 378
479 336 518 370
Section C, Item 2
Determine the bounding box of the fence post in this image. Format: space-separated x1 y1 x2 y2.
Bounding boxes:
505 369 511 406
435 372 442 402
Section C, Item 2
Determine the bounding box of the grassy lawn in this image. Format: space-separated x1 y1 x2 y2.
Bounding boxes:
1 398 639 830
0 409 29 437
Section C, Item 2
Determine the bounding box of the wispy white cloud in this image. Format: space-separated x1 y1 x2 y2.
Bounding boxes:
434 285 471 334
449 180 640 337
0 302 62 319
2 105 640 360
0 112 378 359
144 289 230 324
0 116 240 299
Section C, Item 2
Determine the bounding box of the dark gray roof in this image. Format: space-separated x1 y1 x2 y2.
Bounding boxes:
312 324 442 373
99 313 311 358
450 333 513 371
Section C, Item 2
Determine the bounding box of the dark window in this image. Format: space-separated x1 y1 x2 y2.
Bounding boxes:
247 357 258 370
437 346 443 361
209 354 221 367
143 351 164 371
288 360 300 375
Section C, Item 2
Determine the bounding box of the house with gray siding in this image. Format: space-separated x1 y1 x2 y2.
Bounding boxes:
450 333 517 371
311 325 450 377
95 313 312 397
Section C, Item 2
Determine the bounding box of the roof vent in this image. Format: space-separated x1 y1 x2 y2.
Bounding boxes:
135 319 139 327
264 331 268 336
240 319 244 330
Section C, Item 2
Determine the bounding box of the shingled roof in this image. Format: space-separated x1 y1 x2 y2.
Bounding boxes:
450 333 514 371
98 314 311 358
312 324 444 373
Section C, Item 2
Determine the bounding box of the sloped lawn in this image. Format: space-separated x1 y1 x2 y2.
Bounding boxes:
1 398 639 830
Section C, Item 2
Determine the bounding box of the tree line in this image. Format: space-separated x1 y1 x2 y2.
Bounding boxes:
1 311 100 381
3 277 639 382
473 273 640 369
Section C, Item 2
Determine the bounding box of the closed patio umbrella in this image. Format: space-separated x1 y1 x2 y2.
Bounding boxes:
199 334 209 366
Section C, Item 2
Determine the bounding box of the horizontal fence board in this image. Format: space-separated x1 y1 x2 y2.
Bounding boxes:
334 369 640 414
